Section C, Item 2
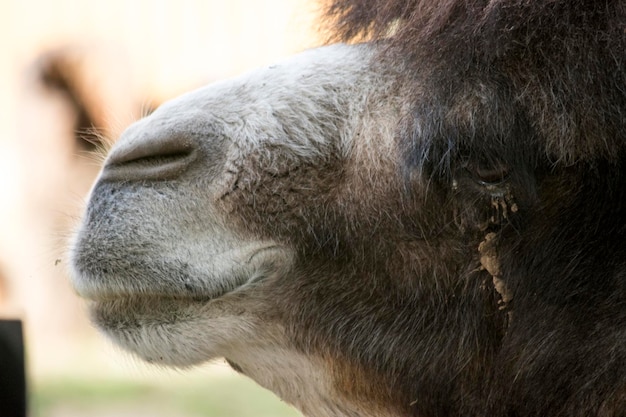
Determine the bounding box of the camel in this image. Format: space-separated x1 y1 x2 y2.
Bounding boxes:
69 1 626 416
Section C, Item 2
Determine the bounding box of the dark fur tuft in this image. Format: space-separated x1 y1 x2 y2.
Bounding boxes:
323 0 626 164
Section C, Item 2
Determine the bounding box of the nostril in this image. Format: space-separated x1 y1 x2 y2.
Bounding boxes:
101 134 197 182
109 144 193 171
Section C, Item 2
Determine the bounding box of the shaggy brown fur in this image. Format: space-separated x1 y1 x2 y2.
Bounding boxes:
324 0 626 165
315 1 626 415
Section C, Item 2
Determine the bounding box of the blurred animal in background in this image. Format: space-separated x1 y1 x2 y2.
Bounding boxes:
32 45 157 152
69 1 626 416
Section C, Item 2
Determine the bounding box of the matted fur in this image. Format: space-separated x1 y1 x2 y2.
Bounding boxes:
70 2 626 417
324 0 626 165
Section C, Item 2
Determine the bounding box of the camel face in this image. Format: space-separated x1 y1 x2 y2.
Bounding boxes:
70 43 423 415
69 1 626 414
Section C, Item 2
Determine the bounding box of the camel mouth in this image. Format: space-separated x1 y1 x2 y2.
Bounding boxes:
85 293 214 304
71 244 294 304
73 269 232 302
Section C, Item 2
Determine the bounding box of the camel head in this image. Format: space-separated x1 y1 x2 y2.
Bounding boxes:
70 1 626 416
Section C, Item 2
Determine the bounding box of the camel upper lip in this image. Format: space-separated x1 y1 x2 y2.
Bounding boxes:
71 269 230 303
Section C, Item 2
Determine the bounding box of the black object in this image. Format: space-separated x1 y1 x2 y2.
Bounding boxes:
0 320 26 417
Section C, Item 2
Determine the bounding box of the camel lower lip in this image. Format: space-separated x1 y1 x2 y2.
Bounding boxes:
86 295 215 319
88 296 212 330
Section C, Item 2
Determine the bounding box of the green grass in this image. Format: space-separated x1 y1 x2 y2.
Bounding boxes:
31 373 302 417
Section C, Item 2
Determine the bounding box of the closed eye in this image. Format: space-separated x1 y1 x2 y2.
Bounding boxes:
463 159 510 185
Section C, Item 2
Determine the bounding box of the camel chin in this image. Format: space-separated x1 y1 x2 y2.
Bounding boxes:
77 242 294 368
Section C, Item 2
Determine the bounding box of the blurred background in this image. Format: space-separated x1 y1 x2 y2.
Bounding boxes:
0 1 320 415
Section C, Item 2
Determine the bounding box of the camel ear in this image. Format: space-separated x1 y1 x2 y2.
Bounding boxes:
34 45 137 152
